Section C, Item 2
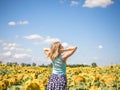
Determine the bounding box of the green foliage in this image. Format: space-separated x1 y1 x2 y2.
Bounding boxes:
7 85 24 90
0 67 11 76
91 62 97 68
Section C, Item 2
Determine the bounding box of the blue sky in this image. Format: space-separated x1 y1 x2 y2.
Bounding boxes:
0 0 120 66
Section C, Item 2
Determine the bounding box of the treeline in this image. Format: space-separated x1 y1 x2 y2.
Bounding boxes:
0 61 37 66
0 61 97 67
46 62 97 68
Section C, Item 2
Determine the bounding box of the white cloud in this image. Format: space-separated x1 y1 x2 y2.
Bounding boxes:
0 40 33 64
0 39 69 65
8 21 16 26
1 42 19 47
24 34 43 40
62 42 69 47
44 36 60 44
16 48 32 52
8 43 18 47
98 45 103 49
3 47 16 51
18 20 29 25
0 40 32 53
13 53 31 58
2 42 8 46
1 51 12 56
71 1 79 6
25 49 32 52
23 34 69 49
83 0 114 8
8 20 29 26
3 45 32 52
24 35 61 45
34 37 60 45
2 42 19 51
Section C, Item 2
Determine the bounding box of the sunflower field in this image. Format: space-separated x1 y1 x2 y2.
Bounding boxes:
0 63 120 90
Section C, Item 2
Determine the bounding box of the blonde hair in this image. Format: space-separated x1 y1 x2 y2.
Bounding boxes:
48 41 61 60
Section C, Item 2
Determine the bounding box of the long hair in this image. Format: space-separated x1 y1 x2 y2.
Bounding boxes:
48 41 61 60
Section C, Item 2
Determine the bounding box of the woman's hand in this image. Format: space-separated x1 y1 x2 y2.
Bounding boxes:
43 48 50 58
67 46 77 50
60 46 77 53
43 48 50 51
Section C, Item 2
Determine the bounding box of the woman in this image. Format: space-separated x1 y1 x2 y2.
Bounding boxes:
43 41 77 90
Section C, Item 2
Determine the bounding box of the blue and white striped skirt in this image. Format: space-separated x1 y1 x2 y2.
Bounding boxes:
47 74 67 90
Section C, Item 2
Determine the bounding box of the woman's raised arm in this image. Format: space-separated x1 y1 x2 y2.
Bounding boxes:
61 46 77 62
43 48 50 58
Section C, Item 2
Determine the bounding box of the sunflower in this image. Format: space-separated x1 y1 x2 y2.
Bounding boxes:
74 75 86 85
0 81 5 90
24 79 45 90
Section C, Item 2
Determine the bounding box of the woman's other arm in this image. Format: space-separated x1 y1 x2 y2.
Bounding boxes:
43 48 50 58
61 46 77 62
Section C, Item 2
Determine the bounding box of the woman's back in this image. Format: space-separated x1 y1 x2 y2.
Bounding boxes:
52 54 66 74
